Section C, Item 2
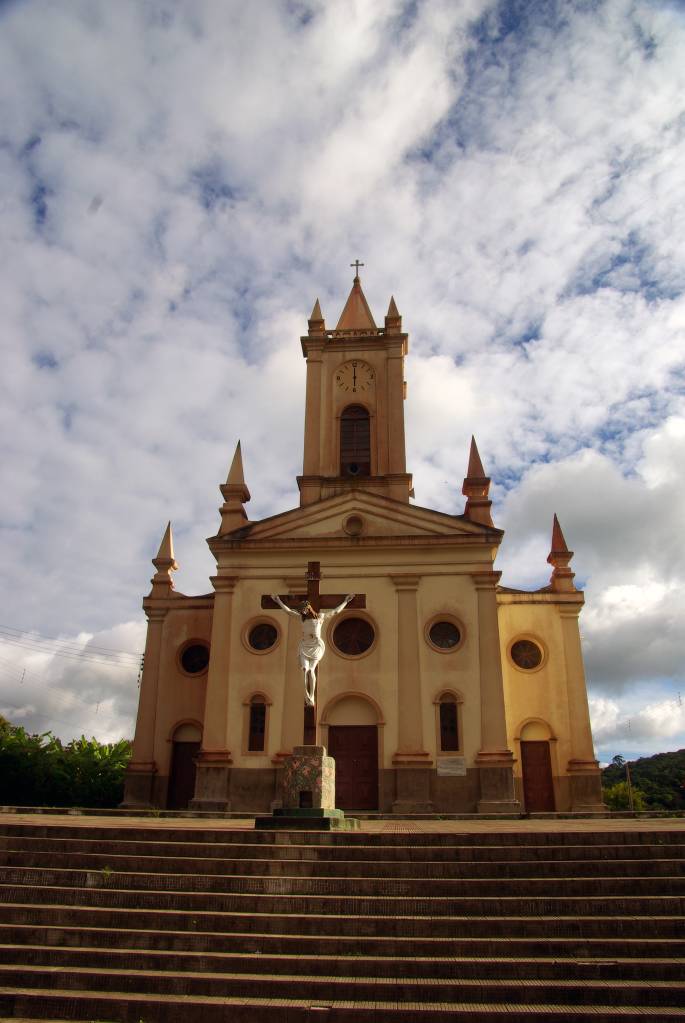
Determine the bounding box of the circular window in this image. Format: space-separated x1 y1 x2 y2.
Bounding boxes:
180 643 210 675
343 514 364 536
425 614 464 653
510 639 543 671
332 617 375 656
429 621 461 649
248 623 278 651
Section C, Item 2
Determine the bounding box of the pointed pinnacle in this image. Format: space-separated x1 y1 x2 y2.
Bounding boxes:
156 521 175 562
226 441 246 487
550 513 570 553
310 298 324 322
467 436 487 479
386 295 400 319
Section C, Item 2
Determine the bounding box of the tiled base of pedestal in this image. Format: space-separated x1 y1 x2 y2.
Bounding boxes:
255 808 360 830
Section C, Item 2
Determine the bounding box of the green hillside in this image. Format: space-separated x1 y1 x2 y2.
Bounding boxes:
602 749 685 811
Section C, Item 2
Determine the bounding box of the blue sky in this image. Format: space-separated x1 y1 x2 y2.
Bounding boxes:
0 0 684 763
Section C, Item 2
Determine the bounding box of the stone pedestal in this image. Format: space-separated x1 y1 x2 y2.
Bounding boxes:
568 761 607 812
120 762 156 809
189 752 232 812
282 745 335 810
255 745 358 830
391 760 434 813
476 755 520 814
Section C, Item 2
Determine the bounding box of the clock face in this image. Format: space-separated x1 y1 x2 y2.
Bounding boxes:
335 360 375 394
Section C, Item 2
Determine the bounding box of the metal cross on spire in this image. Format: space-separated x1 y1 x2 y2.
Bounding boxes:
350 259 364 279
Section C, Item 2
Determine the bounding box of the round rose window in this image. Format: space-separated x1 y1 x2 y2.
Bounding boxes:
180 643 210 674
510 639 543 670
429 621 461 649
248 623 278 651
332 617 375 656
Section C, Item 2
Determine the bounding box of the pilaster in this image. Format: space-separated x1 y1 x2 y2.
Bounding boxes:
190 574 237 811
302 339 325 483
559 605 605 811
472 571 519 813
391 574 433 812
121 607 166 808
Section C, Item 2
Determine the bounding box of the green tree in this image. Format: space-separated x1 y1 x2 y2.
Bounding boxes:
603 780 646 811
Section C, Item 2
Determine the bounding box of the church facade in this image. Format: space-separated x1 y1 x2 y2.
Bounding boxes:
123 275 604 815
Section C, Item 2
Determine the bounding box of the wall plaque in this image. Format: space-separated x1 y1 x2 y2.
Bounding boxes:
437 756 466 777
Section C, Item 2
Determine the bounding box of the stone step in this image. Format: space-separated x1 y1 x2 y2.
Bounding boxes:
1 823 683 847
2 834 684 862
0 820 682 1021
2 943 683 981
3 864 684 897
2 964 684 1008
3 848 684 878
4 923 683 959
2 989 684 1023
2 902 683 938
2 880 683 918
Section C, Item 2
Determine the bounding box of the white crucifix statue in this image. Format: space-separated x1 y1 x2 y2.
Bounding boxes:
263 561 365 714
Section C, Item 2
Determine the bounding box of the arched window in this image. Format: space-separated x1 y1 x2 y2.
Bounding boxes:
248 695 267 752
340 405 370 477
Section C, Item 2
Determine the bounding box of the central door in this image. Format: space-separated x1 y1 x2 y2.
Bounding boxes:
328 725 378 810
520 740 555 812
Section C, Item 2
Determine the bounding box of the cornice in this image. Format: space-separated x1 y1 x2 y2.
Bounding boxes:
497 590 585 607
210 532 502 553
143 594 214 615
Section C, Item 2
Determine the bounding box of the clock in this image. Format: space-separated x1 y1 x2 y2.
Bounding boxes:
335 360 375 394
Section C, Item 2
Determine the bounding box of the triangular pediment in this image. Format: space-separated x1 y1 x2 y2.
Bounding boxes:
240 491 500 543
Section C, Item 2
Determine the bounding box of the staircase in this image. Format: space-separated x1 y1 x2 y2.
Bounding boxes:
0 817 683 1021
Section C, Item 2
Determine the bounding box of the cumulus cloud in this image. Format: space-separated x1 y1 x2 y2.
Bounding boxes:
0 621 146 742
0 0 684 753
590 693 685 760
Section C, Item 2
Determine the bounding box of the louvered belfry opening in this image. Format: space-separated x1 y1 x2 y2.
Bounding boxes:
340 404 370 476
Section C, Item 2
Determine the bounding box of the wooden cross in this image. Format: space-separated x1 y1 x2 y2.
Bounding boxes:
350 259 364 279
261 561 366 614
262 561 366 744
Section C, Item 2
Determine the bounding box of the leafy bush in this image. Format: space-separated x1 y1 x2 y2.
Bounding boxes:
602 780 647 811
0 721 131 808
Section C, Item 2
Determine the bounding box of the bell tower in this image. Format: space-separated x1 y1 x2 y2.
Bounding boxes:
298 269 413 506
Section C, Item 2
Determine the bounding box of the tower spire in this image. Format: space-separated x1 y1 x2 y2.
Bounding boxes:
218 441 251 534
149 521 178 595
461 436 493 527
335 270 376 331
547 513 576 591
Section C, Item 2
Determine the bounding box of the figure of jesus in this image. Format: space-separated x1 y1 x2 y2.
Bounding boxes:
270 593 355 707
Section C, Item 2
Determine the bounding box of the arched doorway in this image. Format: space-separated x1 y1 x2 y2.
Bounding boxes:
519 720 555 812
167 722 202 810
324 695 380 811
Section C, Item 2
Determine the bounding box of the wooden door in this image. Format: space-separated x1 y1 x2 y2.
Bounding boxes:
520 740 555 812
167 741 200 809
328 725 378 810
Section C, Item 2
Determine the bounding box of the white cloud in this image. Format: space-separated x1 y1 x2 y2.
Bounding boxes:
0 0 684 755
590 693 685 758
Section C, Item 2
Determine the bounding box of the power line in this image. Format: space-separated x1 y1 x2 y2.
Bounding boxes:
0 624 142 663
0 634 142 670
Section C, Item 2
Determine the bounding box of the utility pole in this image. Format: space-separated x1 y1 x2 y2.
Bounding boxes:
625 760 634 811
